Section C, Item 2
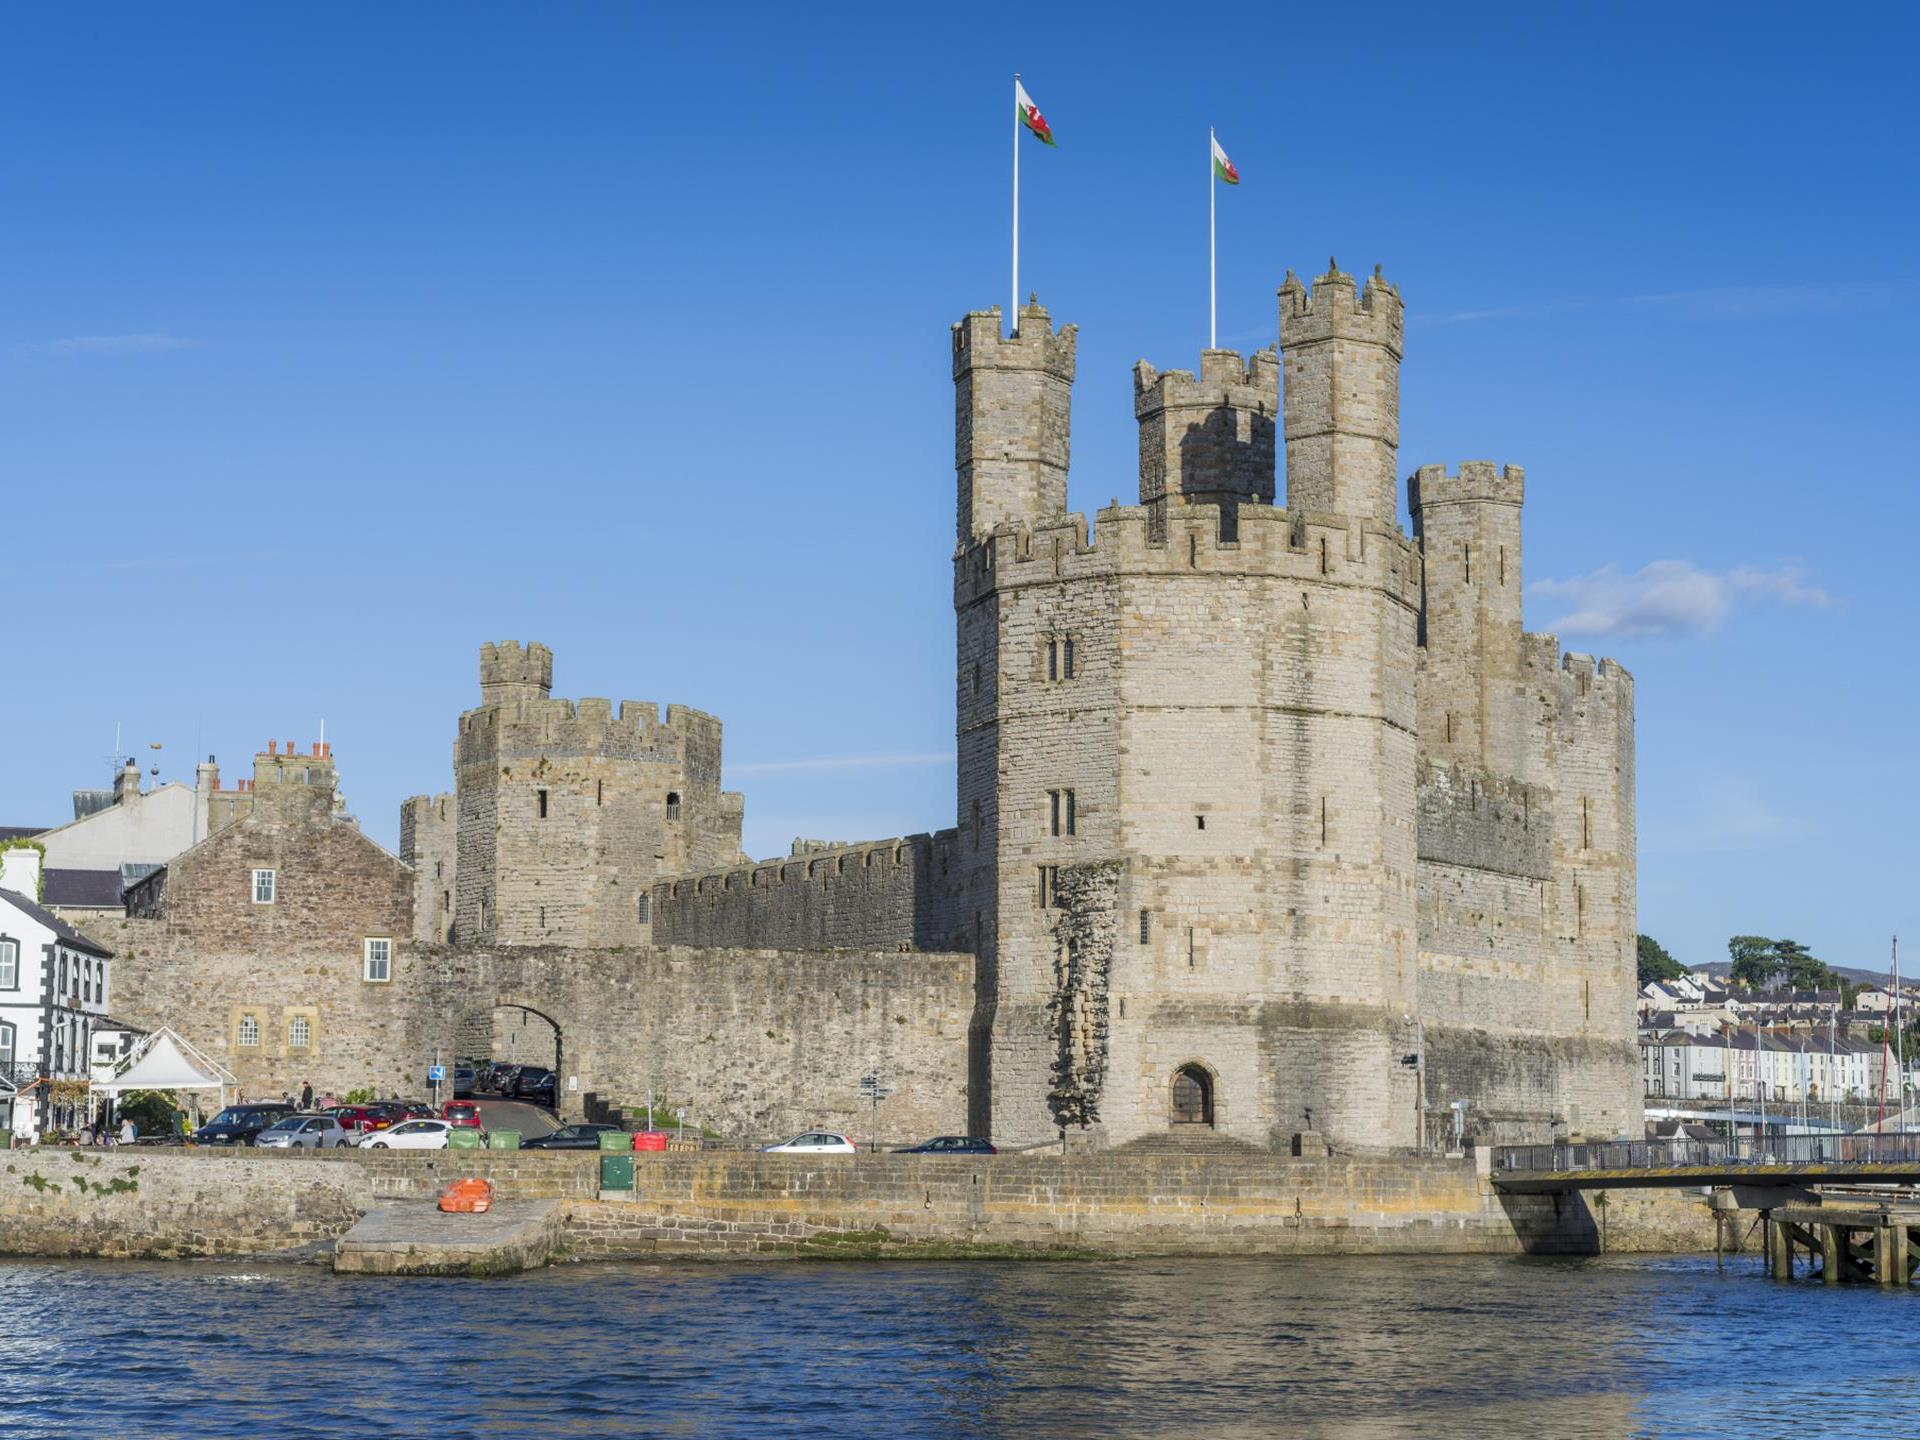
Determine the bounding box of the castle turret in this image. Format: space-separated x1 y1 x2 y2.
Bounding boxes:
480 641 553 706
1133 347 1277 540
1279 262 1403 527
1410 462 1528 775
953 297 1076 543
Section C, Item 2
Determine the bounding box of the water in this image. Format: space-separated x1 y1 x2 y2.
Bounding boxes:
0 1252 1914 1438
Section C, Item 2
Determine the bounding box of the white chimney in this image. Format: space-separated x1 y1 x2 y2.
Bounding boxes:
1 844 42 900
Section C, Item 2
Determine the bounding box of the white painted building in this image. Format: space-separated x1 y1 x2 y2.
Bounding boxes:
0 847 114 1139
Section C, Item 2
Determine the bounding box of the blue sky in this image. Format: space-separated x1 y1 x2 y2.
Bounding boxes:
1 3 1913 974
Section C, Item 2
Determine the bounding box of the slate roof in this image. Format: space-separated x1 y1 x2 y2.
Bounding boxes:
0 886 114 957
41 868 125 909
0 826 47 843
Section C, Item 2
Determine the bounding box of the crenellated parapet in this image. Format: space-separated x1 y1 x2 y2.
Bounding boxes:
479 640 553 705
952 502 1421 613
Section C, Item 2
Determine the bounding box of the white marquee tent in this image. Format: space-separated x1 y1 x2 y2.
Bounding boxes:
92 1028 237 1112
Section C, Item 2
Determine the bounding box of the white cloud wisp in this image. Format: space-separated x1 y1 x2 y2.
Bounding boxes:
1528 560 1834 640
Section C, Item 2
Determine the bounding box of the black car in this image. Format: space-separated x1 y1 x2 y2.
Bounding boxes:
522 1123 624 1151
512 1067 557 1103
195 1103 296 1146
893 1136 998 1155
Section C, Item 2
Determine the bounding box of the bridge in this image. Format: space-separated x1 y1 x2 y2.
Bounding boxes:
1491 1132 1920 1194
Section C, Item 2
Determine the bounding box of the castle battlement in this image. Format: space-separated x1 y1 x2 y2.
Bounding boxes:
1278 261 1405 353
952 300 1077 381
662 828 962 901
479 640 553 704
953 502 1421 609
1132 348 1279 417
1409 461 1525 510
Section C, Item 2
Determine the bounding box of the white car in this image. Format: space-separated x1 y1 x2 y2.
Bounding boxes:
360 1119 453 1150
763 1131 857 1154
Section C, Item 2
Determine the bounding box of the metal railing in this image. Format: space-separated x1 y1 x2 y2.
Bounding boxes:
1495 1131 1920 1174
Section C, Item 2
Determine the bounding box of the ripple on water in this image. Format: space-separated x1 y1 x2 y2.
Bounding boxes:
0 1254 1917 1438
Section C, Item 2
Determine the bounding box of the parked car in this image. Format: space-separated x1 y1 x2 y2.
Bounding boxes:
522 1123 624 1151
328 1105 389 1135
513 1067 557 1103
763 1132 857 1154
392 1101 435 1119
893 1136 998 1155
256 1114 355 1150
442 1100 484 1129
195 1103 296 1146
489 1065 521 1095
360 1119 454 1150
452 1065 476 1099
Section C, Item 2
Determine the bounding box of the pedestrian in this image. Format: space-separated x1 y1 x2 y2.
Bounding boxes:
300 1079 313 1110
119 1117 137 1145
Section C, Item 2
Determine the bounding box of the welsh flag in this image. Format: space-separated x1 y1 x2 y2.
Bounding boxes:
1212 134 1239 185
1016 79 1056 146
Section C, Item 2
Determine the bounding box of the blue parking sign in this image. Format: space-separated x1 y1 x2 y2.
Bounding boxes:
428 1064 446 1083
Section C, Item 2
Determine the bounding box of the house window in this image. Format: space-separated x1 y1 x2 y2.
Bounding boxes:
0 1021 13 1065
666 792 682 821
289 1015 311 1049
1049 789 1076 837
364 938 392 983
237 1015 260 1047
0 938 16 989
537 789 549 819
636 893 651 924
252 868 276 904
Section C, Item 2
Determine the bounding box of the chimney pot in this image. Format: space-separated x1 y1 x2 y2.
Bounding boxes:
268 741 277 755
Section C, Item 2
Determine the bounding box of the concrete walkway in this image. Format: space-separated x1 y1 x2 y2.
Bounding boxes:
334 1198 561 1276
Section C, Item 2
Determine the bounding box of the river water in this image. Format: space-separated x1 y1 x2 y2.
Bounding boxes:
0 1252 1912 1438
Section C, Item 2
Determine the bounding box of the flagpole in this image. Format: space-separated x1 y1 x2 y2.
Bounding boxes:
1209 127 1217 349
1012 74 1021 336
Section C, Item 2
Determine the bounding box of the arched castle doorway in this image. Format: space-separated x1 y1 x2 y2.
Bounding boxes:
1170 1064 1215 1128
454 1001 563 1109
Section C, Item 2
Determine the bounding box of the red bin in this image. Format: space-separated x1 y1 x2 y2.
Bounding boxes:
632 1130 669 1152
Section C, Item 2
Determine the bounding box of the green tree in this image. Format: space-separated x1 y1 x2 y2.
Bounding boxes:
1728 935 1777 989
1637 934 1685 987
1771 938 1830 991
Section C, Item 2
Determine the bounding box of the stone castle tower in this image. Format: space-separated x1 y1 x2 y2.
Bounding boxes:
400 642 744 948
950 263 1635 1149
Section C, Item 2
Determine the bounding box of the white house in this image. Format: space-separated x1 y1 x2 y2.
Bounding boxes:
0 846 114 1139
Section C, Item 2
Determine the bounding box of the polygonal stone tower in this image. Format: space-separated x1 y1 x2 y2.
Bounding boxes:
1278 262 1403 527
1133 347 1278 540
953 297 1076 542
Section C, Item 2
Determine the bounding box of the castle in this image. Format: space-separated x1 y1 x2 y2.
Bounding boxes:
395 260 1638 1153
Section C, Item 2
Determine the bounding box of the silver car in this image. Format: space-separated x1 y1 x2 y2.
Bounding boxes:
256 1113 354 1149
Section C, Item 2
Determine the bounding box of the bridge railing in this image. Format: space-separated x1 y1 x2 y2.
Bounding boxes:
1494 1131 1920 1174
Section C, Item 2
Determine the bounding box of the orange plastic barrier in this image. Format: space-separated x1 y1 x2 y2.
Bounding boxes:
437 1177 495 1214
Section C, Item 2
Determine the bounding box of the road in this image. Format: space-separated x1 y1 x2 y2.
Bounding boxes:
472 1098 559 1139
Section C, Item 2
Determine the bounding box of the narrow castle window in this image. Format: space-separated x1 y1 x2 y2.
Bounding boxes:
1139 909 1151 944
1499 545 1507 586
971 799 982 850
1463 542 1472 585
1195 814 1206 831
537 789 549 819
1062 636 1075 678
1046 638 1058 681
597 780 604 806
1049 789 1076 837
434 861 442 878
1582 797 1591 850
970 662 980 694
666 792 681 821
1037 865 1059 909
637 893 650 924
1321 797 1328 845
1319 537 1328 575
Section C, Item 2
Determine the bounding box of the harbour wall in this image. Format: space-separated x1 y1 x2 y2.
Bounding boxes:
0 1147 1717 1262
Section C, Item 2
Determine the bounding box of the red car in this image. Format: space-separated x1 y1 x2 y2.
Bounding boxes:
442 1101 483 1129
329 1105 391 1134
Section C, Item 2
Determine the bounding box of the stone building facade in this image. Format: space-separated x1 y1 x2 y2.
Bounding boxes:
654 262 1638 1153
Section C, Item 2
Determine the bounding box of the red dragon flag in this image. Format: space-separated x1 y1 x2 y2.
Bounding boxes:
1212 133 1240 184
1016 78 1056 146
